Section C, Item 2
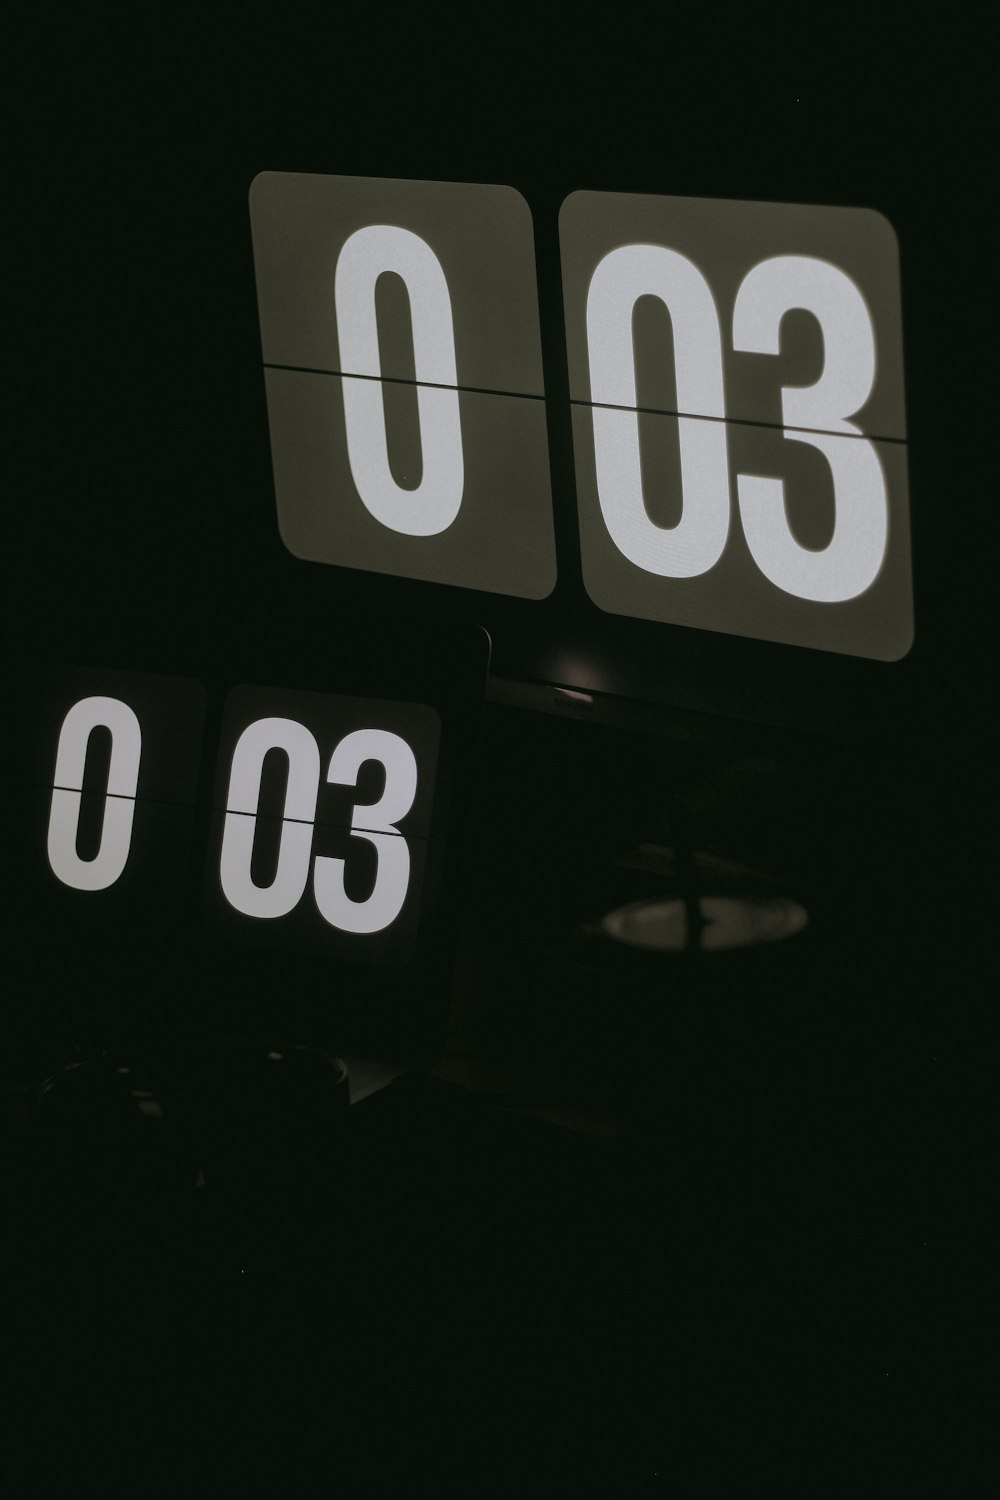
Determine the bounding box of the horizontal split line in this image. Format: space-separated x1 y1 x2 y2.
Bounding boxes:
263 362 545 402
222 808 418 841
50 788 415 842
53 787 137 800
262 363 905 443
579 398 906 445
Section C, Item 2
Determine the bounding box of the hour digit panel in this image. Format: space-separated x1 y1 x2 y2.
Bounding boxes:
560 191 912 660
25 665 207 925
203 684 441 965
250 171 556 598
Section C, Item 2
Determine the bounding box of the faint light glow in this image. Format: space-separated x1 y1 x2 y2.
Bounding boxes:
548 649 612 698
599 894 808 952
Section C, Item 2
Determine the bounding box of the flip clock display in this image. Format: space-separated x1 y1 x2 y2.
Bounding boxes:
29 666 442 968
250 172 911 661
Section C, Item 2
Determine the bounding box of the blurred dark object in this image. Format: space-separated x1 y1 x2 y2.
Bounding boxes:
188 1039 351 1299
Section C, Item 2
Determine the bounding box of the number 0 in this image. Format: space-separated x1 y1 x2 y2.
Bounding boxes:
219 717 320 920
586 243 731 578
335 224 464 537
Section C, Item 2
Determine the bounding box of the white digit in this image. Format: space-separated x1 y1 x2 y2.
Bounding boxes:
335 224 464 536
313 728 417 935
732 255 888 602
220 717 320 920
586 243 730 577
47 696 141 892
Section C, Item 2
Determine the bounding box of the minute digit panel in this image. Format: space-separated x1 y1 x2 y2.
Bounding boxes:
203 684 441 965
559 189 912 661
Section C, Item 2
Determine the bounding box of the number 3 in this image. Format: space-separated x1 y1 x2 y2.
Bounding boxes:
733 255 887 602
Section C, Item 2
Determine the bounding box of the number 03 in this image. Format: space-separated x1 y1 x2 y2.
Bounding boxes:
586 249 889 602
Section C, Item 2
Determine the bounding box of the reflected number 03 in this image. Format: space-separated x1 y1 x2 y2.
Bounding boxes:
220 718 417 934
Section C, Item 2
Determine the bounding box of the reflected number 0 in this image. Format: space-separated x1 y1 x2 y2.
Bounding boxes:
220 717 417 933
587 249 888 602
47 696 142 891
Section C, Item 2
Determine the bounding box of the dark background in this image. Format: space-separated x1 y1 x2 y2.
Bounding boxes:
10 35 988 1493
